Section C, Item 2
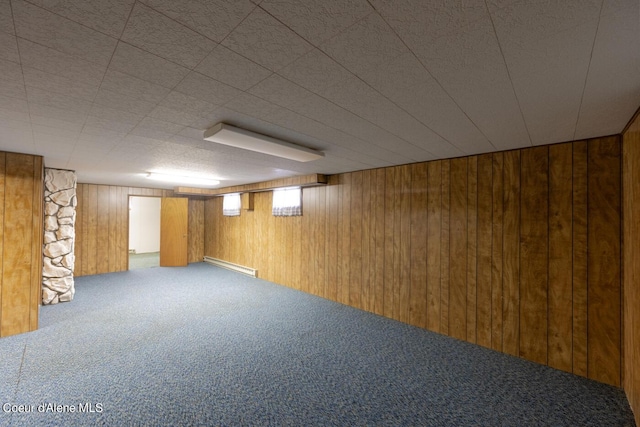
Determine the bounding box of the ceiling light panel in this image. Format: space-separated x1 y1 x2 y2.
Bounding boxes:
203 123 324 162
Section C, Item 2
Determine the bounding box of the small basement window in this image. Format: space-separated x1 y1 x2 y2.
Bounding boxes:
272 187 302 216
222 193 241 216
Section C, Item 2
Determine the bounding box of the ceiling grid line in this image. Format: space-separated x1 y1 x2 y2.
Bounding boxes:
483 0 533 148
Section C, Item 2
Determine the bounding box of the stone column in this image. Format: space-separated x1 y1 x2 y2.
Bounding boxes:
42 169 77 305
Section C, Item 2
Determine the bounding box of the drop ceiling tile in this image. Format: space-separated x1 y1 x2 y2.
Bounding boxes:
321 12 406 74
174 71 242 105
248 73 313 111
30 114 85 133
23 67 99 102
30 103 88 126
0 93 28 112
32 124 80 140
260 0 372 45
223 92 282 119
321 76 457 159
357 51 495 154
88 104 144 126
0 127 34 148
26 86 93 115
17 39 106 86
249 74 415 163
13 0 117 66
0 79 26 101
0 0 14 35
25 0 135 38
575 0 640 138
0 58 22 83
121 2 216 69
374 1 531 150
488 0 601 145
131 116 184 140
277 48 352 94
147 105 203 127
109 42 190 88
140 0 255 43
195 44 272 90
101 69 171 104
93 88 157 116
261 106 396 167
0 31 19 63
221 8 313 71
80 124 128 141
150 91 220 126
84 115 138 134
0 106 30 123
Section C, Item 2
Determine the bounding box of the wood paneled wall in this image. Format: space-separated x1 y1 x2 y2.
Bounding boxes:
75 185 204 277
0 152 43 337
205 136 623 387
623 113 640 426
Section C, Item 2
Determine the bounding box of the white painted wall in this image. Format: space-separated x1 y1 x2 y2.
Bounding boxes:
129 196 161 254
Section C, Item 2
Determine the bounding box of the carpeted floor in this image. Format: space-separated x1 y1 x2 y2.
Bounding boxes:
0 263 635 426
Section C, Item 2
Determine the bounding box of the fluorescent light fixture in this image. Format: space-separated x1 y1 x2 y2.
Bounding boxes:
145 172 220 187
203 123 324 162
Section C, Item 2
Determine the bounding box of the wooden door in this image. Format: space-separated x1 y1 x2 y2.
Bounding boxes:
160 197 188 267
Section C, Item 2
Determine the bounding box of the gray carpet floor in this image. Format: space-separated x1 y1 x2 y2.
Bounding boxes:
0 263 635 426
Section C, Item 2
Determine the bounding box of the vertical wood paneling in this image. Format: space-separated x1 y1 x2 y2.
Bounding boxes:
339 173 351 305
1 154 35 337
392 167 402 319
587 137 621 387
476 154 493 348
316 187 326 297
410 163 428 329
519 146 549 365
326 176 338 302
449 157 467 340
97 186 110 274
108 187 118 272
548 143 574 372
572 141 589 377
30 157 43 331
361 170 371 311
383 168 395 318
466 156 478 344
440 160 450 334
197 135 624 388
502 150 520 357
491 153 504 352
188 198 204 263
426 161 442 332
336 174 345 302
623 113 640 426
399 165 412 324
373 169 386 316
350 172 363 309
75 185 203 277
0 153 5 326
87 185 98 275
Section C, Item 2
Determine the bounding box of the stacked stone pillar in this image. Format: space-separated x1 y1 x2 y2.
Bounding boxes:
42 169 76 305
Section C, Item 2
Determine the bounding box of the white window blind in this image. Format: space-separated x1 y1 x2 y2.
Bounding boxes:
222 193 241 216
272 187 302 216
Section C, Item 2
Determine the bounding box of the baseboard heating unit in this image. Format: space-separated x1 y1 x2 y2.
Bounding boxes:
203 256 258 278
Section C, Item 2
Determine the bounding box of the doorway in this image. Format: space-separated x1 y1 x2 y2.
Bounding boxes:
128 196 161 269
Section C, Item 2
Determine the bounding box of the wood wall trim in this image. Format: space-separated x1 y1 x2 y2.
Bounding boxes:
174 173 327 196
